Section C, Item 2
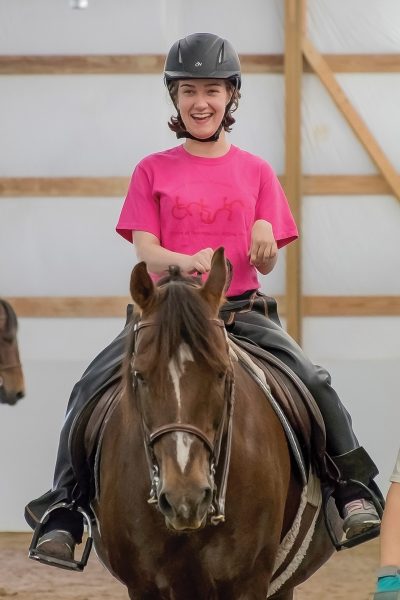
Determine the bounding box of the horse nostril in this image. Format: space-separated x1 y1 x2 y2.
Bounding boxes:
16 391 25 400
159 492 174 517
202 487 213 507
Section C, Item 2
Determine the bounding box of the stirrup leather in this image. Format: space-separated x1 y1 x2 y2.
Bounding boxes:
28 502 93 571
323 479 384 551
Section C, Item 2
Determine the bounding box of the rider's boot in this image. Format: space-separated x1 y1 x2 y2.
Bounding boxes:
29 505 87 570
36 530 76 562
36 507 84 561
331 447 382 541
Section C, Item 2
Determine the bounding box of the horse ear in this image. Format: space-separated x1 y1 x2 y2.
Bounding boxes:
130 262 155 311
200 247 227 314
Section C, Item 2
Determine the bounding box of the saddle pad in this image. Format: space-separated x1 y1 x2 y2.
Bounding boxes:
268 469 322 597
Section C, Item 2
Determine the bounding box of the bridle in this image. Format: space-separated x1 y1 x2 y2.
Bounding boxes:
131 317 235 525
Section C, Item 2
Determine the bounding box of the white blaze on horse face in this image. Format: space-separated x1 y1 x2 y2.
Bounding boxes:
168 343 194 420
168 344 195 474
174 431 194 474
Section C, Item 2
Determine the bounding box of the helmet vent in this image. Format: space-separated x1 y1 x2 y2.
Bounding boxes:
178 44 183 65
218 43 225 64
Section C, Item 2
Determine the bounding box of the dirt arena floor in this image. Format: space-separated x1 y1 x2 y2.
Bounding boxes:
0 532 378 599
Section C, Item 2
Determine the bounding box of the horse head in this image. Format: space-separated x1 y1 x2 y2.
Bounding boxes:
128 248 233 532
0 299 25 406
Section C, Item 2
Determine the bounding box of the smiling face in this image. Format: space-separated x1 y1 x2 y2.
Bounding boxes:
176 79 232 141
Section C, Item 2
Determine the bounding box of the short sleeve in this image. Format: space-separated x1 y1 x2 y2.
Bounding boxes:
116 164 160 243
255 163 298 249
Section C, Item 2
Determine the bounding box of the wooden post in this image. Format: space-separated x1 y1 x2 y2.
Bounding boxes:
284 0 305 342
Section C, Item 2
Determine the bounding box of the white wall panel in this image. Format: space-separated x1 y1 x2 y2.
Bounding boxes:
232 75 285 174
177 0 284 54
302 74 400 175
337 74 400 173
308 0 400 53
0 198 135 295
20 317 126 361
302 195 400 295
0 75 174 177
0 0 284 55
303 317 400 361
0 74 285 177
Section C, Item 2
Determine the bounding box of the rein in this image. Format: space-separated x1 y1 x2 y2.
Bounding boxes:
131 317 235 525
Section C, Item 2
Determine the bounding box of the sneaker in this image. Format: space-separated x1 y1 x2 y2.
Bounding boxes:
342 498 380 539
36 529 76 562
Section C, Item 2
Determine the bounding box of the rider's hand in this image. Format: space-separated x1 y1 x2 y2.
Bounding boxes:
248 220 277 267
181 248 214 274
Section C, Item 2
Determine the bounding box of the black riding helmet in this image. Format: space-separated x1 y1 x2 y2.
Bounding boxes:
164 33 241 142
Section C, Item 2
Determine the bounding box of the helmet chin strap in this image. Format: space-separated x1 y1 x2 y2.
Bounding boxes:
175 100 233 143
176 121 224 143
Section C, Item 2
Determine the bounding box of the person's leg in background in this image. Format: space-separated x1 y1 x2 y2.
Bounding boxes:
374 451 400 599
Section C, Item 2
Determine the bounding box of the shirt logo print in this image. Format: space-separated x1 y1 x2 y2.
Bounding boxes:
171 197 244 224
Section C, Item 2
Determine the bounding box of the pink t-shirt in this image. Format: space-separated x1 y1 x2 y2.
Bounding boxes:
116 144 298 296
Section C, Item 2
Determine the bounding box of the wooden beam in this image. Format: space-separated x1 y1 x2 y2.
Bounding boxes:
0 175 395 198
7 296 131 318
302 38 400 202
303 296 400 317
284 0 304 343
0 54 284 75
0 55 166 75
302 175 393 195
5 296 400 318
1 54 399 75
0 177 129 197
317 54 400 74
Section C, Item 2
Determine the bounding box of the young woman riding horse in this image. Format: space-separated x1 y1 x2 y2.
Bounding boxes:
26 32 381 572
92 249 339 599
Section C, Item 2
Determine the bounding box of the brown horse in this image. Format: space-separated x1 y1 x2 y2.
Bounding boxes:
0 299 25 405
91 248 337 599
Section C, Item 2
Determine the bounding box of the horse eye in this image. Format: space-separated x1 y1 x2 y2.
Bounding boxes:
218 372 226 381
134 371 146 384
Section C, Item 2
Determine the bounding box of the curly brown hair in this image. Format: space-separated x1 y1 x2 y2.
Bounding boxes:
167 80 241 135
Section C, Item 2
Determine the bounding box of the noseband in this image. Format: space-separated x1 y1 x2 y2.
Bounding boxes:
131 317 235 525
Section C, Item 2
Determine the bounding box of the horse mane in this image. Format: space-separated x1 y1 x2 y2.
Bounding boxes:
0 299 18 333
126 269 230 389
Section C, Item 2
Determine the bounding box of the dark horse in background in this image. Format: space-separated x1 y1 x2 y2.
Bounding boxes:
0 299 25 405
86 249 338 599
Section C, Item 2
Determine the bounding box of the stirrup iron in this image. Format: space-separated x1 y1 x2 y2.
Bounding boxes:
323 479 384 551
28 502 93 571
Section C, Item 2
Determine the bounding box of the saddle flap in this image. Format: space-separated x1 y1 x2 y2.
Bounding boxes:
69 379 122 503
229 334 327 476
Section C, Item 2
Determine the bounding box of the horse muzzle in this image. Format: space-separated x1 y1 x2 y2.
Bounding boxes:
0 385 25 405
158 485 213 531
